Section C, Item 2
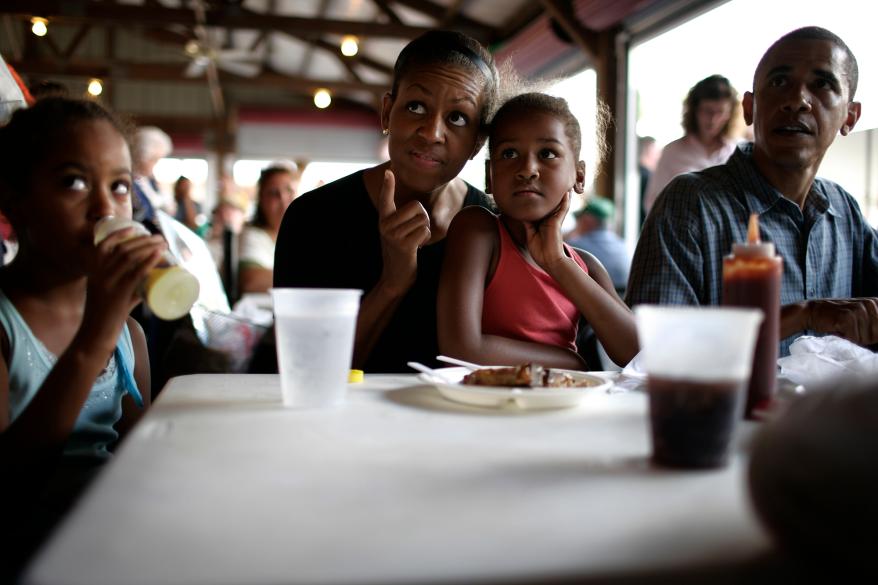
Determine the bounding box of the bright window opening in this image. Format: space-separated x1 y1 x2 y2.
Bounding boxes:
629 0 878 226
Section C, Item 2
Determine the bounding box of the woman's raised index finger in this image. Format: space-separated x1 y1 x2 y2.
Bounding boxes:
378 169 397 219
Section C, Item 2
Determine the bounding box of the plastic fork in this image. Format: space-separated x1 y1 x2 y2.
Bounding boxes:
435 355 482 370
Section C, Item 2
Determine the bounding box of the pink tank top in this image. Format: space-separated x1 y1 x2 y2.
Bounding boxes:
482 216 589 351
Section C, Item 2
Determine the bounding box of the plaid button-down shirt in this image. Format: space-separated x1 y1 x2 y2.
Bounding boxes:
626 142 878 355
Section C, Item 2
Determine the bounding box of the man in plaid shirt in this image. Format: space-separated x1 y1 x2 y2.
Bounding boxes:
627 26 878 355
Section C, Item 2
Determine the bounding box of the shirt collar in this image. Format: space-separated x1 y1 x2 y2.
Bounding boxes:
731 142 837 218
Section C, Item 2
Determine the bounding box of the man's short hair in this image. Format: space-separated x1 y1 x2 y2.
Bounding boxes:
758 27 859 100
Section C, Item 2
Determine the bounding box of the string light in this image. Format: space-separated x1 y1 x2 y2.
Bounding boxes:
313 88 332 109
87 79 103 97
31 17 48 37
340 35 359 57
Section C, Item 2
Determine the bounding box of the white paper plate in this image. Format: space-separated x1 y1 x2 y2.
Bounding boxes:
418 366 612 410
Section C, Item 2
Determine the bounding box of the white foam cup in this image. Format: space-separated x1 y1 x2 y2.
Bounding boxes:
270 288 362 408
635 305 764 382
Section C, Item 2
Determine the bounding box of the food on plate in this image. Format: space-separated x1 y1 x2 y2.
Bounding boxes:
461 363 590 388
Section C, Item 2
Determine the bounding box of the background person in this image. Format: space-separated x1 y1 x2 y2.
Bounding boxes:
173 175 203 233
643 74 741 213
626 27 878 355
131 125 174 227
271 30 500 373
566 197 630 294
637 136 660 225
238 162 298 294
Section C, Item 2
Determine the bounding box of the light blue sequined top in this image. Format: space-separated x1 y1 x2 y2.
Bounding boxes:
0 289 143 459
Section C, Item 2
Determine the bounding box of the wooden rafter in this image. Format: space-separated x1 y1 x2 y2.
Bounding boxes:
1 0 439 39
439 0 465 28
388 0 495 40
9 58 388 96
298 0 331 80
497 3 545 42
3 15 23 60
311 38 393 76
39 28 64 59
338 55 363 84
248 31 269 52
370 0 402 25
62 24 91 60
539 0 599 62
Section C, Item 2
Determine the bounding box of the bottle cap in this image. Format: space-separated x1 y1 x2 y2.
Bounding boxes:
733 213 775 257
144 266 200 320
348 369 364 383
93 216 150 245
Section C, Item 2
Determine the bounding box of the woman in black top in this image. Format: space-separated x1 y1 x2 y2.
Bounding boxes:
273 30 499 372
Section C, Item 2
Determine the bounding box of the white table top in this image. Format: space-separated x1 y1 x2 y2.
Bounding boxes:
25 373 771 585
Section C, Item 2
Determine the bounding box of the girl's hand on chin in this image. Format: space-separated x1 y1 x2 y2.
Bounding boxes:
525 191 572 272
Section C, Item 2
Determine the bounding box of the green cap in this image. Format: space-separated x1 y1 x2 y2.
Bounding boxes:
574 197 614 220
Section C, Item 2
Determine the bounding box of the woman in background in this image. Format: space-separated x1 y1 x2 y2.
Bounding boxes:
644 74 741 213
239 161 298 294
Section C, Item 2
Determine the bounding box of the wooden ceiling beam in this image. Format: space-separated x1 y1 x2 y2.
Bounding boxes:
311 38 393 76
496 3 544 42
2 16 23 60
539 0 599 62
9 58 388 96
62 24 92 60
297 0 331 80
1 0 435 39
370 0 402 25
439 0 465 28
389 0 495 41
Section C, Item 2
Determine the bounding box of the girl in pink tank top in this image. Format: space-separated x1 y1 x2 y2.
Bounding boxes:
437 93 638 370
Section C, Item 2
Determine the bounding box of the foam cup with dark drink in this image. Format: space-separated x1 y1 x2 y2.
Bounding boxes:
634 305 763 469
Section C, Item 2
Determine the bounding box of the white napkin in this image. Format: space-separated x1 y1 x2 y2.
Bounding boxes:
777 335 878 386
613 351 648 392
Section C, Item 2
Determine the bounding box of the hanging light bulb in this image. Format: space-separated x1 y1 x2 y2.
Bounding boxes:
314 88 331 109
31 17 48 37
87 79 103 97
184 40 201 56
340 35 359 57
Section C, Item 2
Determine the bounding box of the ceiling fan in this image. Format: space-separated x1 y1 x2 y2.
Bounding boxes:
182 36 262 79
184 0 262 116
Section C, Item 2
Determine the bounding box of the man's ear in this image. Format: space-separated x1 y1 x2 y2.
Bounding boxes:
379 92 393 133
484 159 492 194
841 101 862 136
742 91 754 126
574 160 586 194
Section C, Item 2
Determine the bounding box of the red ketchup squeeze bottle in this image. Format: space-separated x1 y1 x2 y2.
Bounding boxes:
722 214 782 418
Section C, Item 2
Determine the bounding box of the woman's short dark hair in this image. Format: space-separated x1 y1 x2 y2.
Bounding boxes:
682 75 739 138
0 97 132 212
390 30 499 132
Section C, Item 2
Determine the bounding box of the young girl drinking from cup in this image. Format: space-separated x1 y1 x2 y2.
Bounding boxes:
0 97 166 462
437 93 638 369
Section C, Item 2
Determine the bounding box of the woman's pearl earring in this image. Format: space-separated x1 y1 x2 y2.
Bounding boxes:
382 128 389 136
